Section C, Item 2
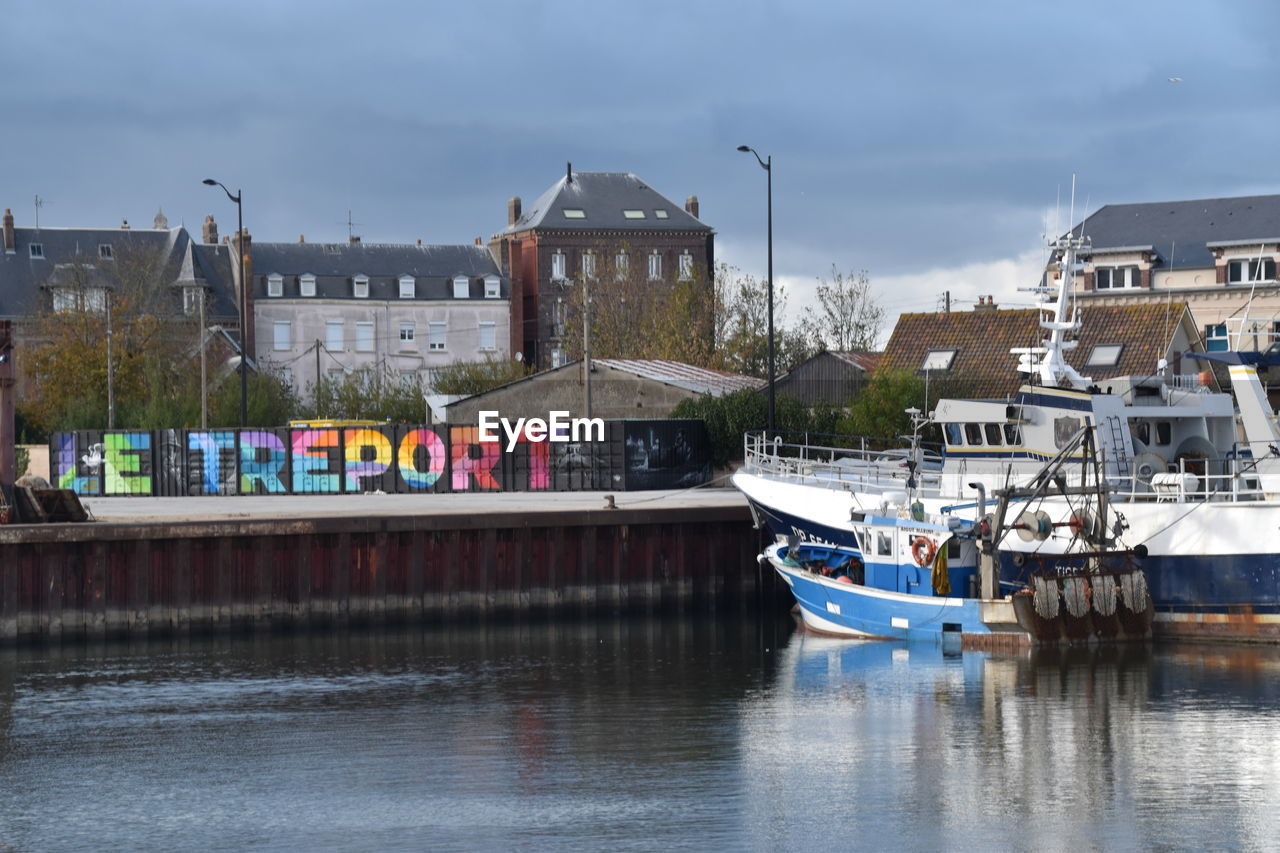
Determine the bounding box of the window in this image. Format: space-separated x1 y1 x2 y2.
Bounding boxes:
1095 266 1138 289
623 209 645 219
273 321 291 351
552 299 566 337
1003 424 1021 445
920 349 957 371
876 531 892 556
29 243 43 259
648 251 662 281
1155 422 1172 446
678 252 693 281
581 251 597 279
183 286 203 316
429 321 447 351
1087 343 1124 367
984 423 1002 445
614 251 628 280
399 322 415 344
551 346 565 367
279 367 292 388
54 287 107 313
654 210 669 219
98 244 113 260
353 275 369 298
484 276 500 298
325 320 344 351
399 370 419 389
562 209 586 219
479 321 496 351
944 423 963 445
964 423 983 445
1227 258 1277 284
551 251 567 281
1206 323 1229 352
399 275 415 299
355 322 374 352
300 274 316 297
453 276 469 299
266 274 283 298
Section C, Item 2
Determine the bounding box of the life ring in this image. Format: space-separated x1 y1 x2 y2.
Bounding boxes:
911 536 937 567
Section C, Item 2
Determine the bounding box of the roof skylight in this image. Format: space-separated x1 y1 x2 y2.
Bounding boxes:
562 209 586 219
654 210 669 219
623 210 646 219
1086 344 1124 367
920 349 957 371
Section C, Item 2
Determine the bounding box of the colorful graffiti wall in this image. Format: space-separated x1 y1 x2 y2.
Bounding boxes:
50 420 708 496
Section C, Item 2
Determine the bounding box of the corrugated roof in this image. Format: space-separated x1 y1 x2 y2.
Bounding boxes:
1071 194 1280 272
879 304 1195 399
496 171 711 235
595 358 764 396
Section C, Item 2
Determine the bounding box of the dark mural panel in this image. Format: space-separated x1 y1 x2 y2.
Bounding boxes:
48 419 709 496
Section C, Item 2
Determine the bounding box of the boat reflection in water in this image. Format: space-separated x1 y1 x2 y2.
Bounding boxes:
741 630 1280 850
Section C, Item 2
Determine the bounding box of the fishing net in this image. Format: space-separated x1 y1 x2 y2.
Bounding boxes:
1062 576 1089 618
1092 574 1117 617
1120 571 1149 613
1033 575 1059 620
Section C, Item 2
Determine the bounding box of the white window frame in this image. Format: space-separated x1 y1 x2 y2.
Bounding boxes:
921 349 957 371
1226 257 1277 285
678 252 693 281
399 321 416 345
325 320 344 351
648 251 662 281
273 321 292 351
581 251 596 280
1094 265 1138 290
399 275 415 298
98 244 113 260
266 274 283 298
353 274 369 298
479 321 496 351
183 286 203 316
484 275 500 298
300 274 316 297
453 276 469 299
428 321 447 351
551 251 567 281
551 346 565 368
29 243 44 259
614 251 628 281
355 321 375 353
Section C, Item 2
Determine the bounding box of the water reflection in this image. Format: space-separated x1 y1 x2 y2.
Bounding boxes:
0 620 1276 851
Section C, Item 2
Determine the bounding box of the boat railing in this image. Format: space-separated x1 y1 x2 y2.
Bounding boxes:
1106 441 1272 503
741 430 946 495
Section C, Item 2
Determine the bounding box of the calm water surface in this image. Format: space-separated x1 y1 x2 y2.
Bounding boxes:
0 617 1277 852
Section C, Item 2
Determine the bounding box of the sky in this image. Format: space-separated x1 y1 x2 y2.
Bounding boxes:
6 0 1280 345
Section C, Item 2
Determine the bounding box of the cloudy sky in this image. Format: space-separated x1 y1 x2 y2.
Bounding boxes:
5 0 1280 340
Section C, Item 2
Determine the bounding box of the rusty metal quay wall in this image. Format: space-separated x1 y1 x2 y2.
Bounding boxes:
0 500 767 645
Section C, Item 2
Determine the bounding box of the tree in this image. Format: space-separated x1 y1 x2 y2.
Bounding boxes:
712 263 818 378
431 356 529 396
309 365 426 423
806 266 884 352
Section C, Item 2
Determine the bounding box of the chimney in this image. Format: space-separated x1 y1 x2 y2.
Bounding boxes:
508 197 522 227
416 239 423 246
203 215 218 244
2 209 13 254
349 235 361 245
121 218 130 230
299 234 305 243
685 195 699 218
567 161 573 184
975 295 997 312
474 237 481 246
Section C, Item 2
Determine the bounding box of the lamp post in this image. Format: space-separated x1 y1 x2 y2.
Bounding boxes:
737 145 774 433
202 178 249 427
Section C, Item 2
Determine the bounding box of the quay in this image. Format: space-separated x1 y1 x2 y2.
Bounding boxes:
0 488 765 645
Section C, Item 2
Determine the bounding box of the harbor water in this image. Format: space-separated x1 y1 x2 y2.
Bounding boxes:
1 616 1277 851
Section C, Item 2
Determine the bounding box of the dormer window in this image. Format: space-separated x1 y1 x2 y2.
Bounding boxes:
1095 266 1138 289
551 251 567 281
183 286 203 316
98 244 114 260
399 275 415 299
353 274 369 298
1227 258 1277 284
300 274 316 297
266 274 283 298
453 275 470 299
484 275 500 298
29 243 44 259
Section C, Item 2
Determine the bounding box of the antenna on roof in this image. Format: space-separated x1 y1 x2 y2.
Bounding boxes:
567 162 573 184
33 194 46 231
336 210 363 242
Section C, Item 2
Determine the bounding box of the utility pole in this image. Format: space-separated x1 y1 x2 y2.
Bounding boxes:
106 298 115 430
315 339 322 419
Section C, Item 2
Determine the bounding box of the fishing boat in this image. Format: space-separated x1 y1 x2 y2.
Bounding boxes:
735 229 1280 642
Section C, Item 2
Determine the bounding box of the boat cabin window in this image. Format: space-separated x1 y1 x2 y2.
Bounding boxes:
964 423 983 445
1003 424 1021 445
1155 422 1172 446
876 532 892 556
984 424 1002 445
1134 422 1151 446
944 423 963 445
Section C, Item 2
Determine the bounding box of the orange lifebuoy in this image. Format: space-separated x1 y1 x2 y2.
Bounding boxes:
911 536 937 568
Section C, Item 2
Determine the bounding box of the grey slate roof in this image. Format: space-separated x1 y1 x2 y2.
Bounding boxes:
496 171 710 235
1071 194 1280 271
249 242 506 300
0 225 238 319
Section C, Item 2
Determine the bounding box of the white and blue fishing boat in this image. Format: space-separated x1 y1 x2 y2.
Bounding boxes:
736 228 1280 643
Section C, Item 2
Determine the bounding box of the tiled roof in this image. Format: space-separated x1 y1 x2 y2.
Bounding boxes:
831 351 881 372
1072 194 1280 271
879 304 1194 398
249 242 505 300
496 171 710 235
595 359 765 396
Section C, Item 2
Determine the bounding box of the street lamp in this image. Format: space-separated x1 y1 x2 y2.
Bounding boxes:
202 178 249 427
737 145 774 434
